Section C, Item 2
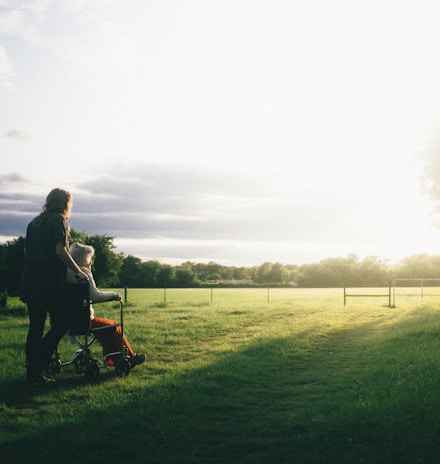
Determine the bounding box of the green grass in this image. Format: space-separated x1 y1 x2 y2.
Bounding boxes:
1 289 440 463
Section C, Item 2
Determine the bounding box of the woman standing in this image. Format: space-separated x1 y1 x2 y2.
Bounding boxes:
21 188 88 384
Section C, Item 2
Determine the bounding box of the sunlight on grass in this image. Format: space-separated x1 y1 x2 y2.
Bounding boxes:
1 289 440 463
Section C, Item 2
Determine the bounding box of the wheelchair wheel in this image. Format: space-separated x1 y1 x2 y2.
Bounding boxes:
46 356 61 375
74 352 87 374
115 358 130 377
85 360 100 381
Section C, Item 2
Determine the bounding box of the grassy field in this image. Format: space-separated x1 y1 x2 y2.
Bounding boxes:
1 288 440 463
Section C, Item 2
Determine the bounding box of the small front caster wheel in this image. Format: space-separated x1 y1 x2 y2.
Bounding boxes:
46 357 61 375
115 358 130 377
85 360 100 381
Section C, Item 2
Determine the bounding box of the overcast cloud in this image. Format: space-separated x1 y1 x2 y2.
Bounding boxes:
1 158 437 265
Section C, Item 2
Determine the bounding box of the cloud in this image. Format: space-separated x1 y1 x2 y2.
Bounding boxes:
0 175 42 236
64 161 399 246
68 162 307 240
0 3 47 43
0 46 15 88
0 173 26 185
0 161 438 265
6 129 36 142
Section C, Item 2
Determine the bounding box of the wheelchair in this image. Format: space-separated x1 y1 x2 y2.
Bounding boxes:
46 282 131 380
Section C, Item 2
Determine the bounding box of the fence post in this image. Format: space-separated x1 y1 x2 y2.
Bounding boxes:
388 283 391 308
124 286 127 304
343 286 346 306
392 281 395 307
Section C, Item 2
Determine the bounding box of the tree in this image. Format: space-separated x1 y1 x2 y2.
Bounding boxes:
119 255 143 287
255 262 273 284
87 235 123 287
358 256 390 286
174 262 200 287
7 225 440 292
285 264 301 285
140 261 162 287
397 254 440 279
232 267 251 280
194 261 223 280
157 264 175 287
321 255 359 287
297 262 324 287
297 255 359 287
268 262 288 285
0 237 25 295
69 229 88 244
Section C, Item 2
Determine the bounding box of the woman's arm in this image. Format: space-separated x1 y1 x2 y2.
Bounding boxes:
55 242 88 281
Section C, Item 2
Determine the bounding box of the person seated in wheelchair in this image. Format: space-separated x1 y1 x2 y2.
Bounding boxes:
66 243 145 369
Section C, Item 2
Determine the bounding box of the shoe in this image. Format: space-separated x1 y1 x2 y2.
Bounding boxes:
130 353 146 369
26 373 55 385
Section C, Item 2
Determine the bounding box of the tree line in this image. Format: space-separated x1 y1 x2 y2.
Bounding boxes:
2 230 440 295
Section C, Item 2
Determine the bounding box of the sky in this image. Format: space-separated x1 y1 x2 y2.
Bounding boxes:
2 0 440 267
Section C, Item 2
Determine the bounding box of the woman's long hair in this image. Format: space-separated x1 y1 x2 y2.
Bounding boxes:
33 188 72 230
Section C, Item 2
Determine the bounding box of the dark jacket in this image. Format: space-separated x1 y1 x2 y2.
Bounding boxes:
20 214 68 302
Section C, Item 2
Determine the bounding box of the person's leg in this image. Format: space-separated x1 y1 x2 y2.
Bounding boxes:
25 297 47 377
39 292 69 372
91 318 143 366
92 317 121 364
117 329 145 368
121 332 135 358
116 328 145 368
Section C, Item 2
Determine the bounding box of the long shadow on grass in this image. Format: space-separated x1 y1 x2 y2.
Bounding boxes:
2 309 440 464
